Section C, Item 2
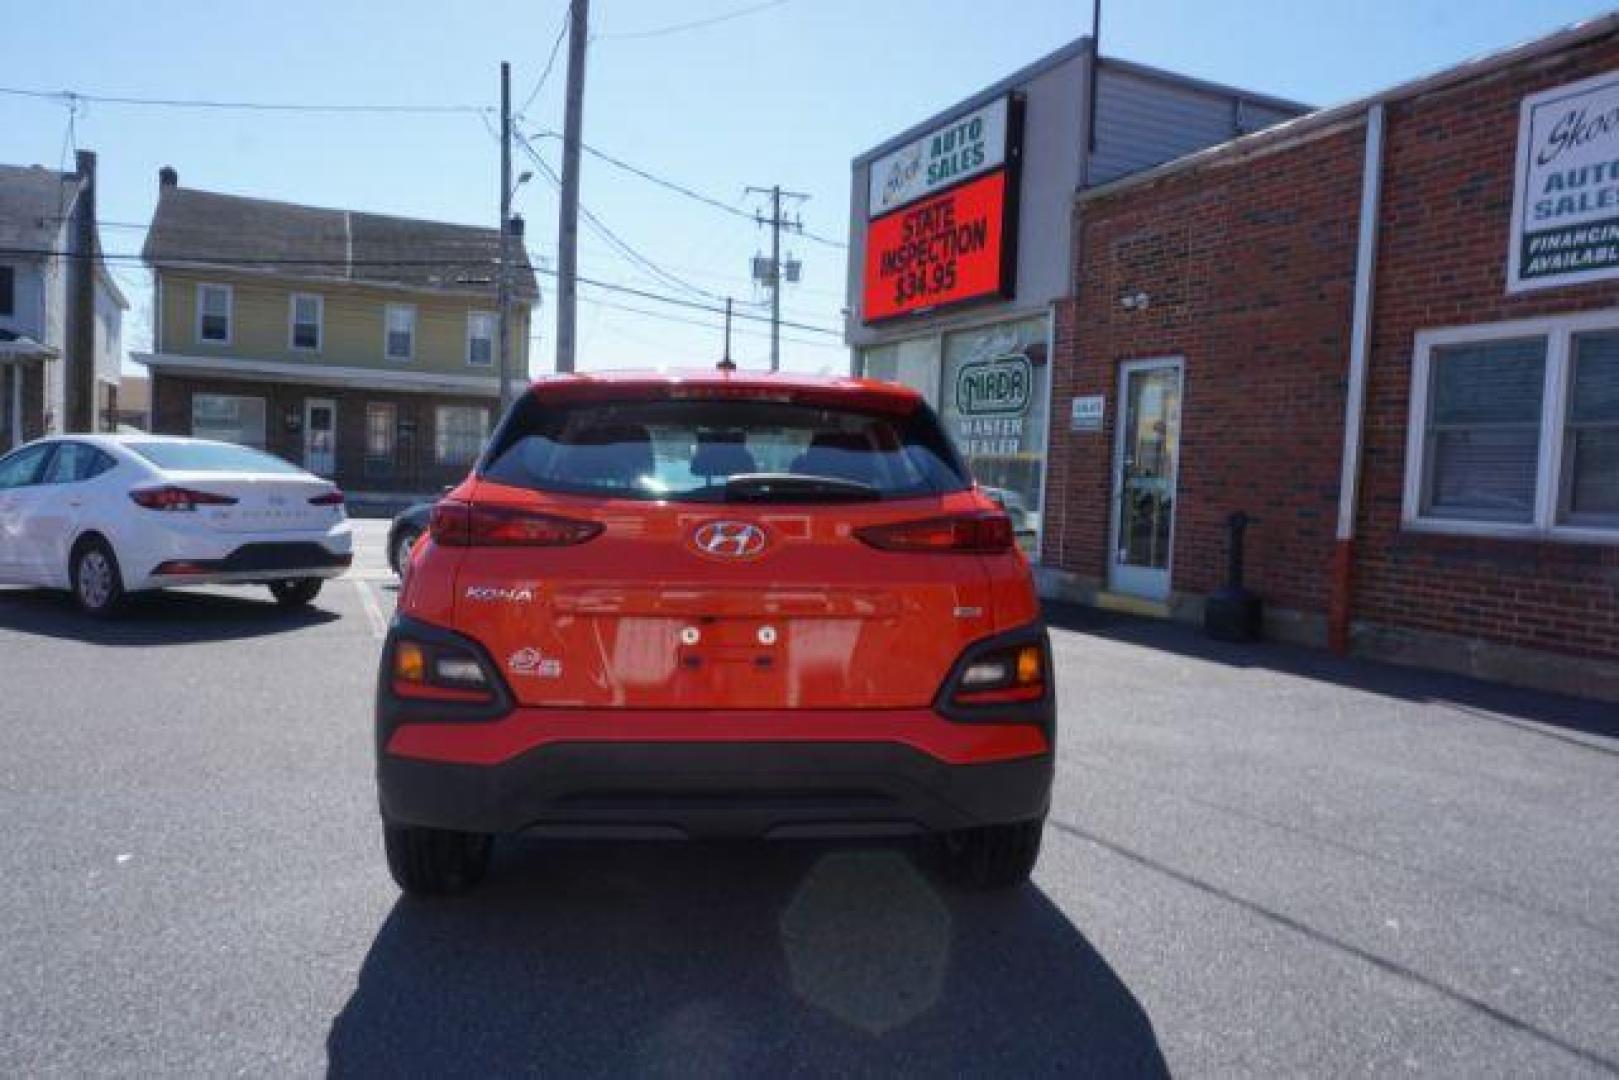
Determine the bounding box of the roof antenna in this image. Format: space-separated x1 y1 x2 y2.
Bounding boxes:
716 296 737 372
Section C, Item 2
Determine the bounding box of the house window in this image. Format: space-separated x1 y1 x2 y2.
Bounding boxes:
467 311 496 367
191 393 266 449
1405 313 1619 540
290 293 323 350
0 266 14 317
385 304 416 361
197 284 232 343
435 404 489 466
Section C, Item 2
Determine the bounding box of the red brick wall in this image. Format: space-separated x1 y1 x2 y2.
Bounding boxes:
1045 124 1365 619
1047 29 1619 665
1354 33 1619 662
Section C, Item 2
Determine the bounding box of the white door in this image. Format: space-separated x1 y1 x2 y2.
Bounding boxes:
304 399 336 477
0 442 56 581
1108 359 1183 601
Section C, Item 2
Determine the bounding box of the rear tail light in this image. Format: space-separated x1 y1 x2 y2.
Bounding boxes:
430 500 603 547
308 489 345 506
856 512 1014 554
951 642 1046 706
129 485 239 512
391 636 495 703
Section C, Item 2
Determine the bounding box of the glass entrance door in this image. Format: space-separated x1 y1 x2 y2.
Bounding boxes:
1108 359 1183 600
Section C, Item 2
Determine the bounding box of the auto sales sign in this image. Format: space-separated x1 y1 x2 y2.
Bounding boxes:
1509 70 1619 291
862 95 1022 323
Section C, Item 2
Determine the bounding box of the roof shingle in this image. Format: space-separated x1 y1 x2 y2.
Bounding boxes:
141 184 540 300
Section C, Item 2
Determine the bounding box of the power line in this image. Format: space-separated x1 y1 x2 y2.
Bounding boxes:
526 128 846 250
518 10 571 116
0 244 842 337
0 84 491 114
596 0 789 41
515 132 727 304
571 294 843 349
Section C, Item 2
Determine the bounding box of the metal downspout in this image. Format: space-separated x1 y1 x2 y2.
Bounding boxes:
1329 104 1386 654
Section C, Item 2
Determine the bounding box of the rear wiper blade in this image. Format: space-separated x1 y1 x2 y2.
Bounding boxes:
723 472 881 502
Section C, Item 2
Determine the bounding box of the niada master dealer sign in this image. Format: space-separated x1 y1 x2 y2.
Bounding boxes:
1509 70 1619 292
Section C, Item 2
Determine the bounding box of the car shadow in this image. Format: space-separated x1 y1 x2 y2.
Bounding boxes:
1043 600 1619 749
0 585 340 646
327 840 1167 1076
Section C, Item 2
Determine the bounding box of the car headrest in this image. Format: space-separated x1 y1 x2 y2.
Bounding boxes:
689 432 757 479
561 423 654 486
791 431 878 485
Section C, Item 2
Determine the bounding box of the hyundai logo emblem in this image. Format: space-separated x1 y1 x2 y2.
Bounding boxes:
692 521 768 558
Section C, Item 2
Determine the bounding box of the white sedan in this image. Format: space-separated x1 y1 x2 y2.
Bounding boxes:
0 434 353 616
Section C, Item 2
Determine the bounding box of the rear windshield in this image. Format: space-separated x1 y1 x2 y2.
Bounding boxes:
126 441 304 475
481 395 970 501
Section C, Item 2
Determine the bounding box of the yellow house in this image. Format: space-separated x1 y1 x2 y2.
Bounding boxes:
133 168 539 495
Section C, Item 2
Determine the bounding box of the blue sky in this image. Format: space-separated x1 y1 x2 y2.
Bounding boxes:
3 0 1613 376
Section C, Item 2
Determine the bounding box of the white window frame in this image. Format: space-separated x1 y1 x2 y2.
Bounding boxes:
384 303 416 362
196 283 233 345
1404 309 1619 545
289 293 323 352
434 404 489 466
466 311 496 367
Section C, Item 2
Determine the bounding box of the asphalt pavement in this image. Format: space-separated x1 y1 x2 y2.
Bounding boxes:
0 518 1615 1076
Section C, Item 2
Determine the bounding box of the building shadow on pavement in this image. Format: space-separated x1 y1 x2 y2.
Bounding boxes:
1043 600 1618 748
326 840 1167 1076
0 586 340 646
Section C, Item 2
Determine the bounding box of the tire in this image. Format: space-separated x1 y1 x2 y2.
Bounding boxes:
384 823 492 896
70 538 125 618
934 818 1044 890
392 528 421 578
268 578 323 608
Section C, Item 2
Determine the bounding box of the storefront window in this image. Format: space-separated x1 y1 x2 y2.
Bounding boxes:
861 338 942 403
939 316 1049 556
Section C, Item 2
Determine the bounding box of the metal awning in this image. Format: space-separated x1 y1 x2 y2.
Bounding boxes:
132 351 528 397
0 329 58 364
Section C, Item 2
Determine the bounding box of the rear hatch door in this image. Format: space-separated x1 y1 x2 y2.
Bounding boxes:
449 386 1001 710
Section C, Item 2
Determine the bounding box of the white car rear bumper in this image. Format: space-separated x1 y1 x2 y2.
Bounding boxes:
120 520 354 592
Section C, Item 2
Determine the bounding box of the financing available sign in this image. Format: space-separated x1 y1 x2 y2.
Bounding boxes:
1509 70 1619 292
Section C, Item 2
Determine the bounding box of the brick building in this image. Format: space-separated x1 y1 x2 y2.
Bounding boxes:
1041 15 1619 699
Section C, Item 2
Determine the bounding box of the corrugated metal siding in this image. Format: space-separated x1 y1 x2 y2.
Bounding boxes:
1089 68 1302 187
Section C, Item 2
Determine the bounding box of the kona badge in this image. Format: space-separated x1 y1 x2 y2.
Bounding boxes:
692 521 768 559
466 585 535 603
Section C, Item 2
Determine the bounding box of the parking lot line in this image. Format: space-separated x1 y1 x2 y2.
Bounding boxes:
353 577 387 640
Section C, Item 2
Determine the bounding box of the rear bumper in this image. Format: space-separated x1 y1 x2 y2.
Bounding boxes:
376 616 1055 839
123 522 353 591
378 739 1052 839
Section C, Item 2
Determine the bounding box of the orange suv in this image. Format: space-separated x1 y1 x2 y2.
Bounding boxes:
375 370 1053 894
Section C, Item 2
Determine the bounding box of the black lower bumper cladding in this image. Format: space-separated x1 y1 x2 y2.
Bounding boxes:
376 616 1055 840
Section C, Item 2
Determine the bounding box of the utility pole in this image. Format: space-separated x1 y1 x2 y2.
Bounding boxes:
719 297 734 370
555 0 589 373
746 184 808 372
66 150 96 433
497 61 513 413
